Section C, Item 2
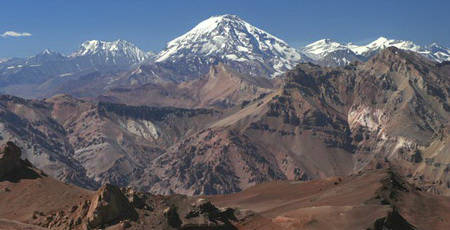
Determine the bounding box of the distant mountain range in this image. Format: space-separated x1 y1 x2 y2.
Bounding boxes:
70 39 152 66
0 39 152 83
0 40 152 98
1 14 449 98
301 37 450 66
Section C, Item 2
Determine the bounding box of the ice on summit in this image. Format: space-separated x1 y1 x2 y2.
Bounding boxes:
301 39 352 60
71 39 149 64
347 37 422 56
156 14 305 78
301 37 450 64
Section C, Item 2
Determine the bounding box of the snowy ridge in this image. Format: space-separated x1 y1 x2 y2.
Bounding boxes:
0 58 11 64
301 39 352 60
422 43 450 62
301 37 450 66
40 49 57 55
156 14 305 78
300 39 364 66
71 39 149 64
347 37 422 56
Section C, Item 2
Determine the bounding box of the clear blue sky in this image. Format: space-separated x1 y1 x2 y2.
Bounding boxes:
1 0 449 57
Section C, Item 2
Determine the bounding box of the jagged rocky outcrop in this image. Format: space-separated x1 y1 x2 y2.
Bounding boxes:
87 184 138 228
163 198 238 230
0 142 22 178
371 209 417 230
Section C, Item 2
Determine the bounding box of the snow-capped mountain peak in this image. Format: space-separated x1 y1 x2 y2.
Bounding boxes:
426 42 449 53
32 49 62 58
422 42 450 62
26 49 65 63
40 49 57 55
0 58 10 64
301 39 351 60
369 36 389 45
71 39 148 64
156 14 304 78
301 37 450 66
348 37 422 56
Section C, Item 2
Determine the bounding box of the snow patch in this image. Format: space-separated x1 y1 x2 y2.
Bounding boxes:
392 137 415 154
120 119 159 140
347 106 386 132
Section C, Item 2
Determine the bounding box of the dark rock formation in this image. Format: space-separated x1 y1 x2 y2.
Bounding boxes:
87 184 138 228
0 142 22 179
372 209 417 230
165 198 238 230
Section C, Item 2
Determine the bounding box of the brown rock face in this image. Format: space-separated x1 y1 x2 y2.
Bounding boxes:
0 142 22 178
87 184 137 228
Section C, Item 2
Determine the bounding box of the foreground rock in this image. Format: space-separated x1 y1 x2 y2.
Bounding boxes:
0 142 241 229
1 142 449 229
210 165 450 230
0 142 22 178
87 184 138 228
164 198 237 229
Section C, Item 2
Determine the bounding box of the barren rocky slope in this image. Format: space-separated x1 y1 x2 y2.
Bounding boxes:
1 142 449 230
0 48 448 197
102 63 277 109
0 142 241 230
0 94 222 188
134 47 449 195
211 165 450 230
